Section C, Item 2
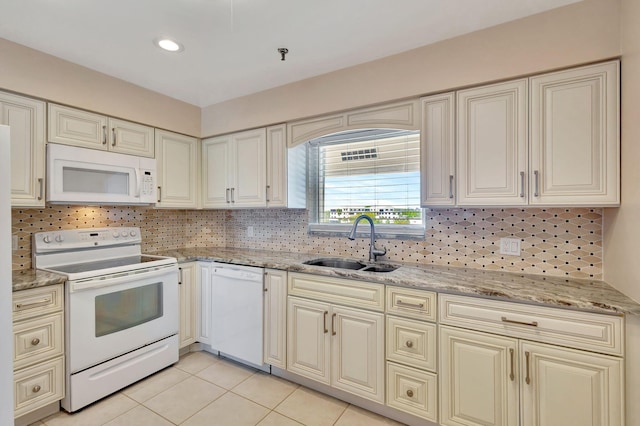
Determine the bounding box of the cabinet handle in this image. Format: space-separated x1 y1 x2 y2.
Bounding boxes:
533 170 539 197
525 351 531 385
266 185 270 202
509 348 515 381
406 389 414 398
331 313 336 336
31 338 40 346
102 125 107 145
323 311 328 334
157 186 162 203
405 340 413 348
231 188 235 203
520 171 525 198
178 267 183 285
37 178 44 201
32 385 41 393
15 298 51 309
112 127 117 147
226 188 230 203
396 300 424 309
449 175 454 199
501 316 538 327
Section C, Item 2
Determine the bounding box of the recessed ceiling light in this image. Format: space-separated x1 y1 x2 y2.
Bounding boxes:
154 38 184 52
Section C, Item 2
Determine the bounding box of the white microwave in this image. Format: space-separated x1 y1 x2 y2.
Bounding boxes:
47 143 157 205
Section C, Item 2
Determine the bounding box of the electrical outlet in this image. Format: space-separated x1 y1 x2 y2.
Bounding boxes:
12 235 18 251
499 237 521 256
247 226 254 237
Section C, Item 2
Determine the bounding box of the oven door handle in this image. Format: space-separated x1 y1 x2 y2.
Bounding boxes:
69 265 177 292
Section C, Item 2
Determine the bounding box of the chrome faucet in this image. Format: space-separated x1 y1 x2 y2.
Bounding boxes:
348 215 387 262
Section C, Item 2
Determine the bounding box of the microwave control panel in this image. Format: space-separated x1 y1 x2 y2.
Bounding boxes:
141 171 154 197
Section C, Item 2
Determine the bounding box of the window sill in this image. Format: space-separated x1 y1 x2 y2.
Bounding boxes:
308 223 425 241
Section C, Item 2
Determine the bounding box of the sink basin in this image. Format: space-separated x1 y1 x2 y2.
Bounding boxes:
304 258 366 270
303 258 398 273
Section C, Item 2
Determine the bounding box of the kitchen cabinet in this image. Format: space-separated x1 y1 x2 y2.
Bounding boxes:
13 285 65 420
48 103 154 158
0 92 46 207
457 79 529 206
155 130 199 208
287 273 385 403
178 262 197 349
421 92 455 207
266 124 287 207
263 269 287 368
195 262 213 345
202 128 267 208
439 294 624 426
529 61 619 205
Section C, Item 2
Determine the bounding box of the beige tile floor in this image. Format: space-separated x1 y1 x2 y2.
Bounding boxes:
32 351 404 426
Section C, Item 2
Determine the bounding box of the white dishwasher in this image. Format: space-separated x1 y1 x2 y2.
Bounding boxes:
211 263 264 367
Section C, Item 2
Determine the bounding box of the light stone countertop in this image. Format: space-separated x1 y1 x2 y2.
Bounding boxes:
13 246 640 316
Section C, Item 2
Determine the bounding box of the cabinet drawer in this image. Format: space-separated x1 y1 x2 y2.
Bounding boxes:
439 294 624 356
14 356 64 418
288 273 384 311
13 313 64 370
386 362 437 422
386 286 436 321
13 285 64 322
386 316 436 372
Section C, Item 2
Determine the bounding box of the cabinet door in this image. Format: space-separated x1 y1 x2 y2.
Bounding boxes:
439 326 519 426
266 124 287 208
457 80 528 206
520 341 623 426
0 92 45 207
195 263 212 344
178 262 197 349
331 306 384 403
48 103 108 150
202 135 231 208
155 129 199 208
530 61 619 206
264 269 287 368
232 128 266 207
287 296 331 384
108 118 154 158
421 93 455 206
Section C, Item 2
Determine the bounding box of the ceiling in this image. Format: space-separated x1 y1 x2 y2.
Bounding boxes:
0 0 581 107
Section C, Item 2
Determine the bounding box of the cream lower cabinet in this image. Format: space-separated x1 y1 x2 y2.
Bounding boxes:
195 262 213 345
178 262 197 348
155 130 199 208
264 269 287 368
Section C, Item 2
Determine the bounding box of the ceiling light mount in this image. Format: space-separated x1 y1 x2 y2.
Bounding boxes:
154 37 184 53
278 48 289 61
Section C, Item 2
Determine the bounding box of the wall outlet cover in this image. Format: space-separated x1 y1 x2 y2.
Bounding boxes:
499 237 521 256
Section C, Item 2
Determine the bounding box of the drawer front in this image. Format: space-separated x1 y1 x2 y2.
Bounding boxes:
386 361 438 422
13 285 64 322
386 286 437 321
14 313 64 369
14 356 64 418
439 294 624 356
386 315 437 371
288 273 384 311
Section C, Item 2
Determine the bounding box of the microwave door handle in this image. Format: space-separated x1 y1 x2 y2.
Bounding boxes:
134 168 141 198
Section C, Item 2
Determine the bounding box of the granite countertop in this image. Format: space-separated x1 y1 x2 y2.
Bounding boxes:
155 247 640 316
13 246 640 316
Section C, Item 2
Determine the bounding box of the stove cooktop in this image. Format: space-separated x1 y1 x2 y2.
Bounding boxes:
48 255 165 274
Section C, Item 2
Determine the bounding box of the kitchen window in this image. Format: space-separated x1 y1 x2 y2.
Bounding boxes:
308 129 424 238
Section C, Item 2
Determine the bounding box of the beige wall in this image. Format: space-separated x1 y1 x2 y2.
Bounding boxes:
0 38 200 137
201 0 621 137
603 0 640 303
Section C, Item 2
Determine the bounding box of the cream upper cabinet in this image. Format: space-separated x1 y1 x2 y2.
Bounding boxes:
155 130 199 208
264 269 287 369
266 124 287 208
48 104 154 157
457 79 528 206
202 128 267 208
0 92 46 207
421 93 455 206
529 61 619 206
178 262 197 349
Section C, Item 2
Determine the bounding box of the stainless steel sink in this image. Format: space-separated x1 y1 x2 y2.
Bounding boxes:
303 258 398 273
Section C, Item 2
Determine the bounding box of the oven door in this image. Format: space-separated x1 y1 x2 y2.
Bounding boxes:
66 264 178 373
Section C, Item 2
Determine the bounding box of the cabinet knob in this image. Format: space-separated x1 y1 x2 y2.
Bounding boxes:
405 340 413 348
406 389 414 398
32 385 41 393
31 338 40 346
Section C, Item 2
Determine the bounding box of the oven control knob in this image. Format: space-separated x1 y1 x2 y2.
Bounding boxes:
55 235 64 243
42 235 51 243
121 231 128 238
112 231 119 238
130 230 137 237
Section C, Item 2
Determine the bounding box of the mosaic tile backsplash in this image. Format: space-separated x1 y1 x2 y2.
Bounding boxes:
12 206 602 279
